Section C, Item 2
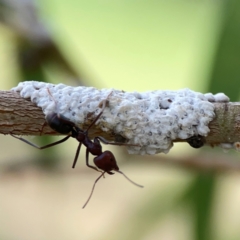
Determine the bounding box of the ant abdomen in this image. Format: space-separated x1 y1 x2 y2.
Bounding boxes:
46 112 73 134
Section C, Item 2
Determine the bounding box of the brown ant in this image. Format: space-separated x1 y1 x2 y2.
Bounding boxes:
12 89 143 208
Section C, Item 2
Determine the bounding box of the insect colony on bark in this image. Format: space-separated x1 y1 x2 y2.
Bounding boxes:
13 81 231 155
12 89 143 208
11 80 232 207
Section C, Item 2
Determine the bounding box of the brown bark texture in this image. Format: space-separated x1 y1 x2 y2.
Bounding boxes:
0 90 239 146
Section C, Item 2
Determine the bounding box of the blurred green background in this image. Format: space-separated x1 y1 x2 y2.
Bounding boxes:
1 0 240 240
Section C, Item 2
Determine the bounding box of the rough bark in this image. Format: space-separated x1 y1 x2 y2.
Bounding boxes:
0 90 239 147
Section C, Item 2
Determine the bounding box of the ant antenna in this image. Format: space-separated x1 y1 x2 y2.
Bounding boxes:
82 171 105 209
116 170 144 188
82 170 143 208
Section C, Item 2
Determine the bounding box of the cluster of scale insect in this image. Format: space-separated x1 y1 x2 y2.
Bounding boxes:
12 81 229 155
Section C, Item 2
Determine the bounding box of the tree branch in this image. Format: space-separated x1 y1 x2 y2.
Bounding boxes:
1 90 240 148
0 90 126 140
0 91 53 135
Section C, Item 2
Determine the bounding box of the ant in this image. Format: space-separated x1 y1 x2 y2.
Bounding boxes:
12 89 143 208
187 135 204 148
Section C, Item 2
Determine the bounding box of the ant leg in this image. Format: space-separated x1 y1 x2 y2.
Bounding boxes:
82 171 105 208
85 150 101 172
96 136 139 147
11 134 71 150
85 92 112 132
72 142 82 168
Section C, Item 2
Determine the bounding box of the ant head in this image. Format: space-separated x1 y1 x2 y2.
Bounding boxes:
46 112 73 134
93 150 119 174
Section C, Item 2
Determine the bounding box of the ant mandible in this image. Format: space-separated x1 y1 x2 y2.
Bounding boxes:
12 88 143 207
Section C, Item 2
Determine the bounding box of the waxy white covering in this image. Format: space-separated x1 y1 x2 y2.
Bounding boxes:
12 81 229 155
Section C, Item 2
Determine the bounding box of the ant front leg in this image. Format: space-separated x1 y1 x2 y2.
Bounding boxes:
72 142 82 168
85 149 102 173
11 134 71 150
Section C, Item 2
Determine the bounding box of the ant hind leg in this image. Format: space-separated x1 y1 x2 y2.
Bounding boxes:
11 134 71 150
